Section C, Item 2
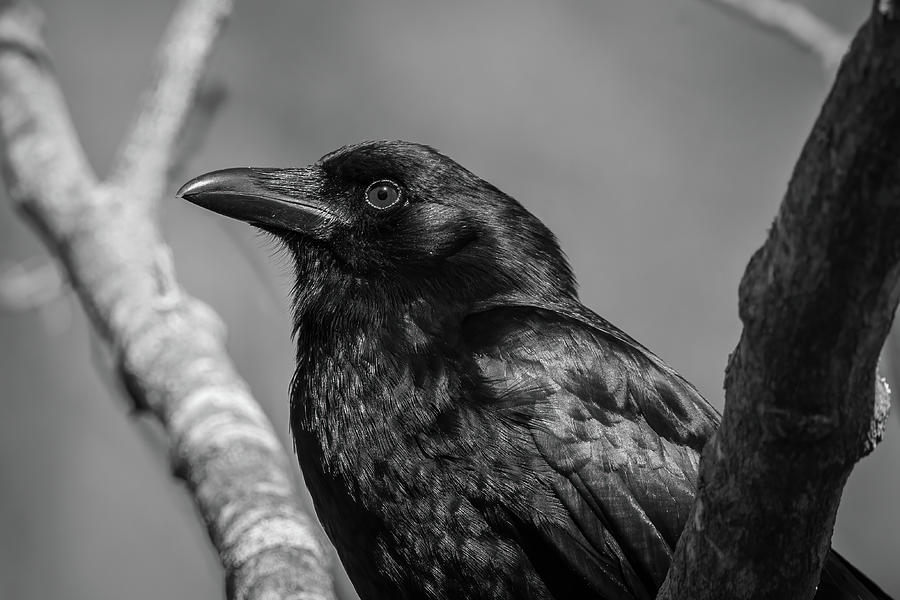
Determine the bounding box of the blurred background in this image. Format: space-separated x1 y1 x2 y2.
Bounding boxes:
0 0 893 598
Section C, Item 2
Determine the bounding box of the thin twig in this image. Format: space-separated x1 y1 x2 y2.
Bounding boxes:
168 79 227 186
0 1 334 598
108 0 231 205
703 0 852 76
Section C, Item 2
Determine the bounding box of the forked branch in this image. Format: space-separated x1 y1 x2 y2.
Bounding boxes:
0 1 334 598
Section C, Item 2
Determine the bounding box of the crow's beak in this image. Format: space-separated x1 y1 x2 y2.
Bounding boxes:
177 167 340 235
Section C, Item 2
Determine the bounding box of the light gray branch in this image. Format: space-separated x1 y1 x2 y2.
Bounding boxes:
703 0 851 76
0 1 334 598
108 0 231 205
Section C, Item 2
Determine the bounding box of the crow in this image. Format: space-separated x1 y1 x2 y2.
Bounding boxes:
179 140 890 600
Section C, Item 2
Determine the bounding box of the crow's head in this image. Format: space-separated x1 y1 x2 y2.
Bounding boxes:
179 140 576 305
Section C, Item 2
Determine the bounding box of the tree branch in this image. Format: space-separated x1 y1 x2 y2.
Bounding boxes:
169 79 227 186
701 0 852 76
658 3 900 598
0 1 334 598
107 0 230 205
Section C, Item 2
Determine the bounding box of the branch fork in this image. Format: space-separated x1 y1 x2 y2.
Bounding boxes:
0 1 334 598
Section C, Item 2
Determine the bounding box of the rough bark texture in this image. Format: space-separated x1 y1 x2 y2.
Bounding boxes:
0 1 335 599
658 3 900 599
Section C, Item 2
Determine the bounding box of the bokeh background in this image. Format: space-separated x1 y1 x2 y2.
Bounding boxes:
0 1 894 598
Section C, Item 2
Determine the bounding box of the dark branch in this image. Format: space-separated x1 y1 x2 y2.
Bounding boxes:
658 4 900 598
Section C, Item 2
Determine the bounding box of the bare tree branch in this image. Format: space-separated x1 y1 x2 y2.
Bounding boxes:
0 1 334 598
107 0 230 205
658 3 900 598
702 0 851 76
169 80 227 185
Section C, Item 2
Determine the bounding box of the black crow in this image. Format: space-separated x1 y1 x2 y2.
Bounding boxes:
179 140 890 600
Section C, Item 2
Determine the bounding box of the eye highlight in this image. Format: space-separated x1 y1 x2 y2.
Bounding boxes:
365 180 402 210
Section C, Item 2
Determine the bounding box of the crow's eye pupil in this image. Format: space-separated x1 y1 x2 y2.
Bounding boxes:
365 180 401 210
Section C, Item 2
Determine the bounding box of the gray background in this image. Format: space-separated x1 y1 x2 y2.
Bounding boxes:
1 1 895 598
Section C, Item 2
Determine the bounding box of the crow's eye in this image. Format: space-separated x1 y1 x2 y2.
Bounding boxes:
365 180 402 210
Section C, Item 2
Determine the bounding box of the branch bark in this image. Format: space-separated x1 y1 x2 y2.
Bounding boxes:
702 0 851 77
658 3 900 599
0 1 334 598
107 0 229 202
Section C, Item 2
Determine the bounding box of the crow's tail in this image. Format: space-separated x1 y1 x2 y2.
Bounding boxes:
817 550 891 600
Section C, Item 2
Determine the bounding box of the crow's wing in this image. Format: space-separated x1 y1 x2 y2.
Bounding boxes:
461 303 719 599
462 302 892 600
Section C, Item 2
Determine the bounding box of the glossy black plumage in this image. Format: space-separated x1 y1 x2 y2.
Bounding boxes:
179 141 891 600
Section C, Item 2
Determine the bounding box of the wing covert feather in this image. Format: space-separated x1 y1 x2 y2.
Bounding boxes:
462 305 718 597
